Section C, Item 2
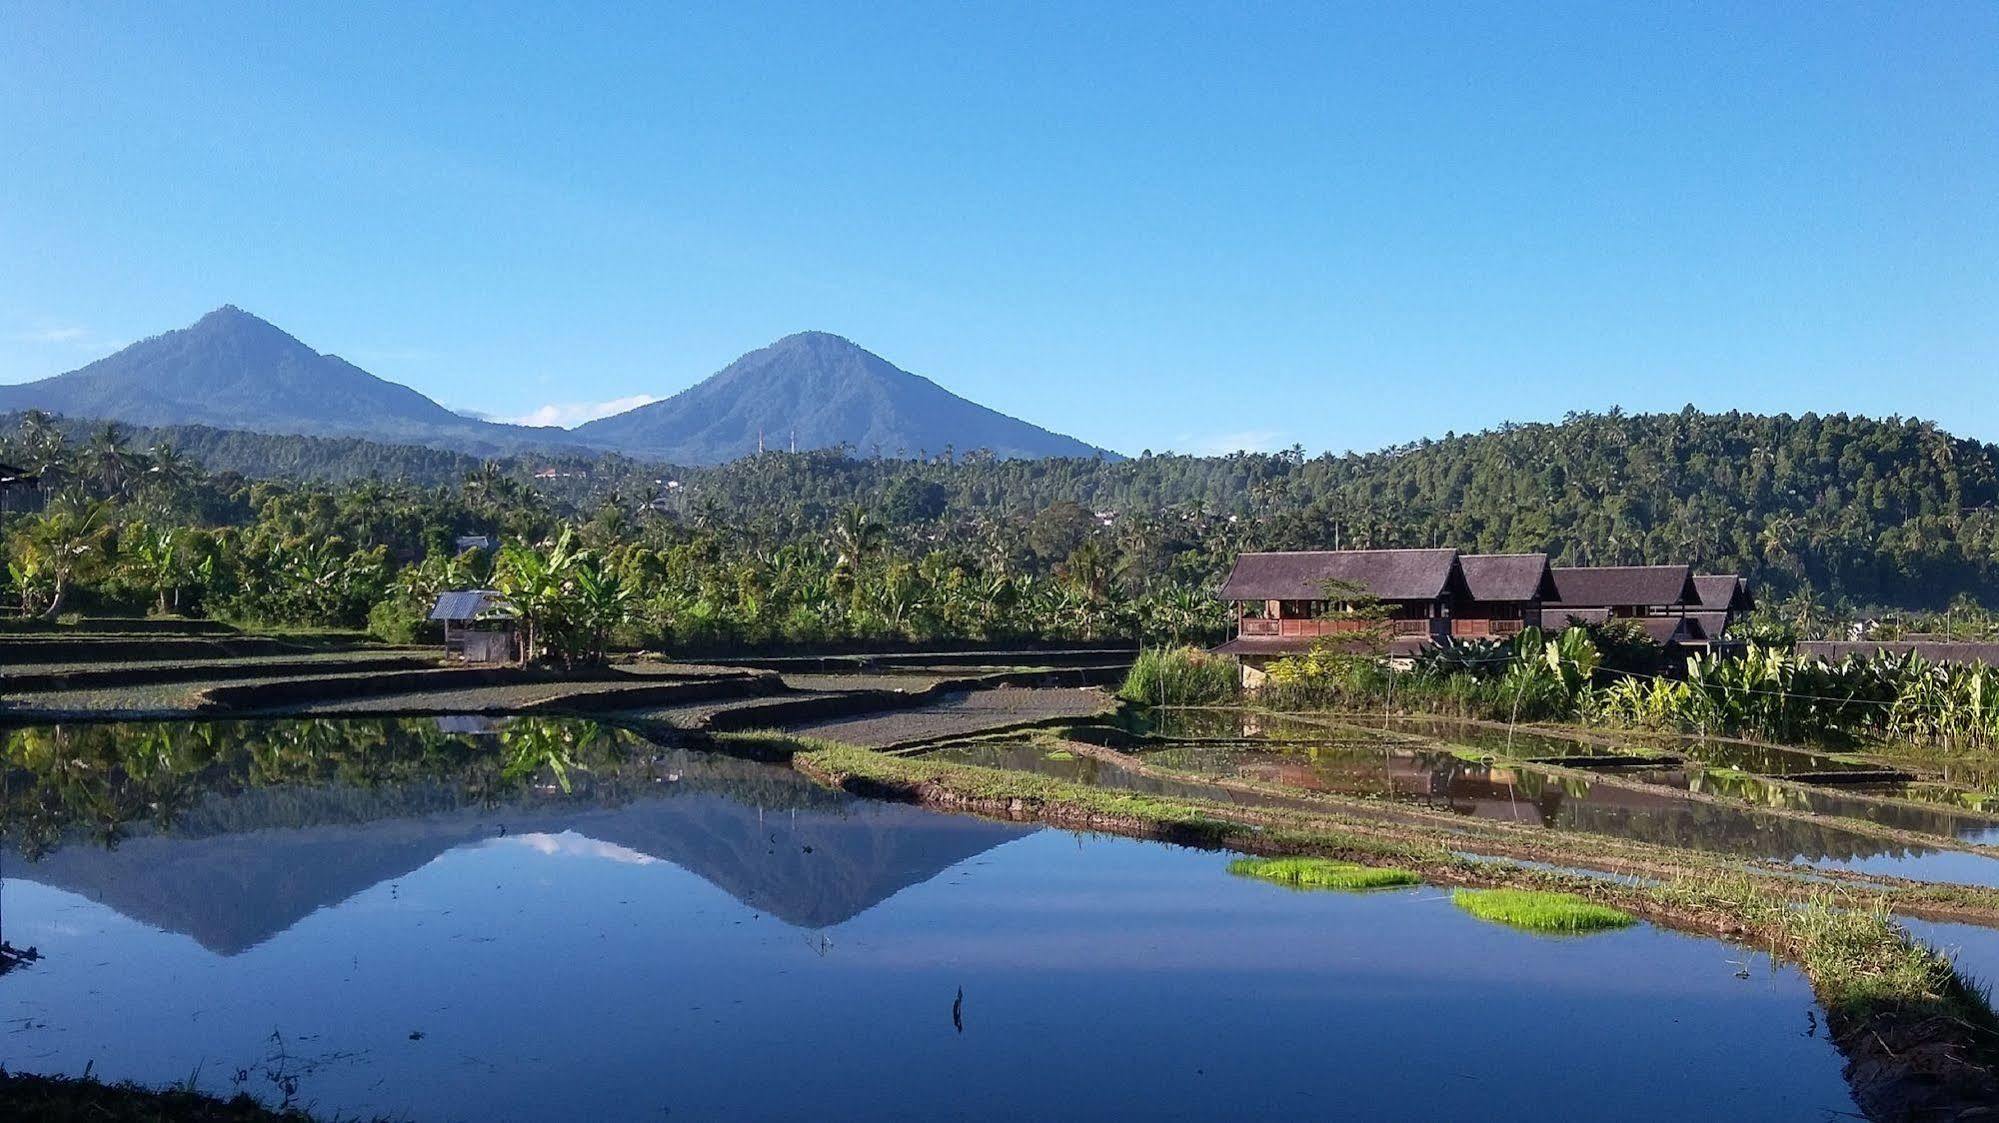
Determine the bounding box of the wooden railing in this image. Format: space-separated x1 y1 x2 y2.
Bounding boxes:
1449 618 1525 638
1239 618 1446 639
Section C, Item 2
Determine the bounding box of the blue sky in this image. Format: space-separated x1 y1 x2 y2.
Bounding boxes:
3 3 1993 455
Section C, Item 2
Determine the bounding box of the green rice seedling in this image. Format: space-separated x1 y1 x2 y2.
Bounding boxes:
1452 888 1634 933
1228 856 1420 891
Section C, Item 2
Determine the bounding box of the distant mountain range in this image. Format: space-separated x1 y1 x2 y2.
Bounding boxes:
0 307 1114 464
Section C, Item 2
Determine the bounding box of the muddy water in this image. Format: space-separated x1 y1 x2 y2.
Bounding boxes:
0 722 1858 1119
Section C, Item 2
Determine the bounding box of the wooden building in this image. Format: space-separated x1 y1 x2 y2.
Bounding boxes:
1453 553 1558 637
1691 574 1754 644
429 589 519 665
1544 565 1705 646
1215 549 1464 683
1216 550 1736 685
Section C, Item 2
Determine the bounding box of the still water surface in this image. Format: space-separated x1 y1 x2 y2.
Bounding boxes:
0 720 1860 1120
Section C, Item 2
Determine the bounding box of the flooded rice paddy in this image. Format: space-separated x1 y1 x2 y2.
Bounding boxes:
0 718 1865 1119
1077 709 1999 888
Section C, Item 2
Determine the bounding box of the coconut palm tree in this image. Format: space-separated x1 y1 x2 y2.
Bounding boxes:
13 500 111 618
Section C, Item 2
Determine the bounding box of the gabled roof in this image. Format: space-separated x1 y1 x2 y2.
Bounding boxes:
1546 610 1703 645
1548 565 1698 609
0 462 38 485
428 589 510 622
1693 574 1754 613
1690 610 1734 641
1219 549 1462 602
1459 553 1557 603
1798 641 1999 668
1629 615 1705 645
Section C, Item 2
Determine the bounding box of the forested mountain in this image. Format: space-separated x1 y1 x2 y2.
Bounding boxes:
0 306 583 455
572 331 1113 463
5 407 1997 611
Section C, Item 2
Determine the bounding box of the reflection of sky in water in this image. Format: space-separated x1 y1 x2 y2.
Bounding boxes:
0 825 1856 1121
1805 848 1999 889
1902 917 1999 996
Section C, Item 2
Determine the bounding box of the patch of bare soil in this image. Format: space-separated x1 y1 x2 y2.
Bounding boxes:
789 686 1111 747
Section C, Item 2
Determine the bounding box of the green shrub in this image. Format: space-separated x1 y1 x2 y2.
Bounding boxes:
1451 888 1633 932
1228 856 1421 890
1121 645 1239 705
366 597 426 645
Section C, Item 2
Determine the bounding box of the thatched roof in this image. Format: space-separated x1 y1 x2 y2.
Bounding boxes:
1548 565 1698 609
1219 549 1461 602
1694 574 1754 613
1632 615 1705 644
1459 553 1557 603
1691 611 1734 641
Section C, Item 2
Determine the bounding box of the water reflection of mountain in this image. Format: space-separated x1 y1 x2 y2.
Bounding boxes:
7 750 1032 954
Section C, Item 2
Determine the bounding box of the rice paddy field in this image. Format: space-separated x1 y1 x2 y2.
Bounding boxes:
7 630 1999 1116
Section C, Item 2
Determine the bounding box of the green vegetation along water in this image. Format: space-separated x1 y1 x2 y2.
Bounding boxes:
0 716 1863 1119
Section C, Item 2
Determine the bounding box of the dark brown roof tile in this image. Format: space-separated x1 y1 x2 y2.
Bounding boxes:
1219 549 1461 602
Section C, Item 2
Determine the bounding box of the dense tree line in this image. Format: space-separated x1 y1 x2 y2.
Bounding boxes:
5 407 1998 651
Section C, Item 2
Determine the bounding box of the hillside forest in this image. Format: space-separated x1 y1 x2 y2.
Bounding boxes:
4 407 1999 655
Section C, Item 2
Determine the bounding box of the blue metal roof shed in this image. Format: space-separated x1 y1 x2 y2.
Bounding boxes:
429 590 509 622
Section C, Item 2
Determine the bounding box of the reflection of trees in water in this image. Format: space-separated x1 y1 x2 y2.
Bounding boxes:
1137 737 1975 866
0 718 848 860
1500 767 1953 862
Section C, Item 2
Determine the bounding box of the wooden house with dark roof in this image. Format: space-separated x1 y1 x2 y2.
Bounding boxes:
1453 553 1557 637
1690 574 1754 644
1216 549 1465 679
1547 565 1704 646
1214 550 1742 686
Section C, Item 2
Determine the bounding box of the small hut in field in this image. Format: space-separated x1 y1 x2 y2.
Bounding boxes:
428 589 518 665
0 462 41 515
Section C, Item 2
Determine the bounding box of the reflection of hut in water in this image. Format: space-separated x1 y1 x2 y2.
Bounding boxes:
0 854 44 976
435 715 507 736
429 590 519 665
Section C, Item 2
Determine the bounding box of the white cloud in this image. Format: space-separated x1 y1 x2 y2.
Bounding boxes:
1180 429 1288 456
502 393 659 428
12 325 123 350
20 326 88 343
493 831 660 865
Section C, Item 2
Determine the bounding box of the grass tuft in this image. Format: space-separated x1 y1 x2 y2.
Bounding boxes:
1452 888 1634 933
1229 856 1420 890
1121 646 1239 706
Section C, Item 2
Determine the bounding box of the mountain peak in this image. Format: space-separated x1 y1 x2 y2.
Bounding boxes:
197 304 261 325
0 307 538 449
774 330 855 346
571 333 1115 463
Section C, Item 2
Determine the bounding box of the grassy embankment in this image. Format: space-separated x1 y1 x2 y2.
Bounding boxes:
0 1069 348 1121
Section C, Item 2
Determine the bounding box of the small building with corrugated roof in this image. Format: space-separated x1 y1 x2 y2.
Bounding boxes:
428 589 518 664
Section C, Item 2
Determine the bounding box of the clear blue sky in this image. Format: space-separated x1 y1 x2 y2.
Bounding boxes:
3 2 1994 455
